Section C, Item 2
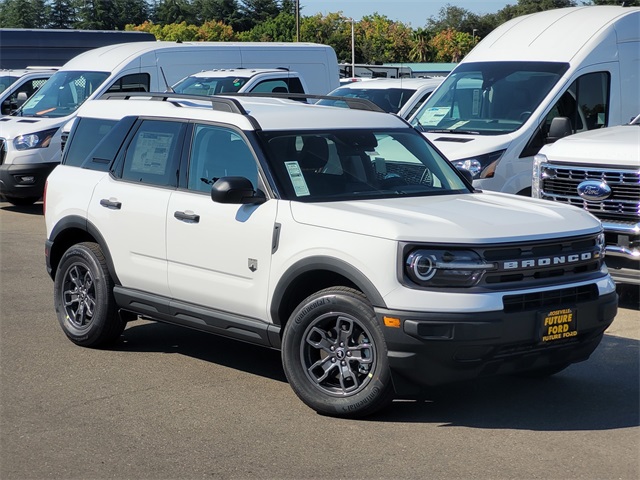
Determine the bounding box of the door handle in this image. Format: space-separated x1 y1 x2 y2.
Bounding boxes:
174 211 200 223
100 198 122 210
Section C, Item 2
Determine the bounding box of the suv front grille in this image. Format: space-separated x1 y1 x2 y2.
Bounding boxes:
540 164 640 223
476 233 604 287
503 284 598 313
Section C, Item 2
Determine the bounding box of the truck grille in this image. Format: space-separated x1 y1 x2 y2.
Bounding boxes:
540 164 640 223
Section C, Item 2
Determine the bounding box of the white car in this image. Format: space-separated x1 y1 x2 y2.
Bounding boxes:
44 92 617 418
323 77 443 119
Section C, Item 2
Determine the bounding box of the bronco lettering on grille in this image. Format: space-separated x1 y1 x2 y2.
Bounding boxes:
503 252 594 270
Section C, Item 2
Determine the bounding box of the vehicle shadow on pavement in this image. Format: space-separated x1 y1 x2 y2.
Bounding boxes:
0 201 43 216
376 334 639 429
117 320 287 383
617 284 640 310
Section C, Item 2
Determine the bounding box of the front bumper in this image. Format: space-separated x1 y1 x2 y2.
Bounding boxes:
375 289 618 394
0 162 58 200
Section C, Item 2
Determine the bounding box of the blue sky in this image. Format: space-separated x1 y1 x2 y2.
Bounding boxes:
301 1 514 26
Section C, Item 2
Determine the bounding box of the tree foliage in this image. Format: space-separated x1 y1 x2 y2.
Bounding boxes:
2 0 628 64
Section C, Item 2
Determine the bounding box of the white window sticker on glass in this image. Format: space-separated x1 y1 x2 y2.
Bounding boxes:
472 89 480 116
131 132 173 175
420 107 450 126
285 161 310 197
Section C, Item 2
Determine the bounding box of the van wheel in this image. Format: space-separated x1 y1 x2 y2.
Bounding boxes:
5 196 39 206
54 242 124 348
282 287 394 418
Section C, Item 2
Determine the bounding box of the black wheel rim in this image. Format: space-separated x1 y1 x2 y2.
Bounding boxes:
300 312 376 397
61 262 96 329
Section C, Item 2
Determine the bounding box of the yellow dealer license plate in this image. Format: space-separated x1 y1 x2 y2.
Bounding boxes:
540 307 578 343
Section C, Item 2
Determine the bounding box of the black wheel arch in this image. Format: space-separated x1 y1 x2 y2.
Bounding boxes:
48 215 120 285
270 255 386 327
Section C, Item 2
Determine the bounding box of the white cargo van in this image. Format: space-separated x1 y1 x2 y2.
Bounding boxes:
409 6 639 195
0 41 339 205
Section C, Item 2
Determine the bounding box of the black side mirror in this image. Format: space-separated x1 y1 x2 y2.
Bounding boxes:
546 117 572 143
211 176 266 205
456 167 474 185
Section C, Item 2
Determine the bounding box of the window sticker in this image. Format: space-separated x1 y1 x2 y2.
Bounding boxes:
130 132 173 175
420 107 450 126
472 89 480 116
450 120 471 130
285 161 310 197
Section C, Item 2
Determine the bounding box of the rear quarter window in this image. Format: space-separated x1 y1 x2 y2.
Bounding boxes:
63 116 136 171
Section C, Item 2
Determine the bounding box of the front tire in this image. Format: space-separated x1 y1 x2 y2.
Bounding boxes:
282 287 394 418
54 242 124 347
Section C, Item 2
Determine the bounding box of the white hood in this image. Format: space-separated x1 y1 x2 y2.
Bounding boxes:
290 192 601 244
540 125 640 166
0 115 65 139
423 132 513 161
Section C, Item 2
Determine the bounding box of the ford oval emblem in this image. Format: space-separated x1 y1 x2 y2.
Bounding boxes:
577 180 612 201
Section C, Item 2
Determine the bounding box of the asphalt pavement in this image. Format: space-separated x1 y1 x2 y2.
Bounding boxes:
1 201 638 480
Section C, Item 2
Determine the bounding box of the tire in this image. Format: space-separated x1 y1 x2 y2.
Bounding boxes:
54 242 124 348
282 287 395 418
5 196 40 206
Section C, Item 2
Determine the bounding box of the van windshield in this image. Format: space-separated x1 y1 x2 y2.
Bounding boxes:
18 70 109 118
410 61 569 135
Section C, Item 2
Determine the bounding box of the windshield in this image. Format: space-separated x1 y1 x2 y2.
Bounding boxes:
0 76 20 93
260 128 470 202
172 76 249 95
321 87 417 114
18 70 109 118
410 61 569 135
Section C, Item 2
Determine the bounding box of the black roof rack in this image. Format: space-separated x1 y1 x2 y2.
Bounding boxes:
217 92 386 113
100 92 249 115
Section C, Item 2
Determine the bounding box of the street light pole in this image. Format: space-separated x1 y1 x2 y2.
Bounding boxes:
296 0 300 42
472 28 478 43
351 18 355 78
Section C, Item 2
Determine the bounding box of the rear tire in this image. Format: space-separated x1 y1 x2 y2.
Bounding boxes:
54 242 124 347
282 287 394 418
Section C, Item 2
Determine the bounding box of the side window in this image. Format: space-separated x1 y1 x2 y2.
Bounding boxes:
13 77 47 100
63 117 117 167
252 77 305 94
187 125 258 193
404 91 432 119
106 73 150 93
122 120 184 187
545 72 610 133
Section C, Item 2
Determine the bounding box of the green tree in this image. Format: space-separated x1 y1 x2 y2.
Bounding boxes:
74 0 119 29
197 18 235 40
409 27 433 62
49 0 76 28
155 0 196 25
430 28 475 62
237 0 280 30
0 0 47 27
356 13 413 63
114 0 149 30
192 0 240 27
299 12 351 63
238 11 295 41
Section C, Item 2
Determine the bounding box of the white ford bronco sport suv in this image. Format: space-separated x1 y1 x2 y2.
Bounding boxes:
44 93 618 418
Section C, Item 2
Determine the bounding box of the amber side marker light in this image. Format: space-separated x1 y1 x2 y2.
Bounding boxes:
383 316 401 328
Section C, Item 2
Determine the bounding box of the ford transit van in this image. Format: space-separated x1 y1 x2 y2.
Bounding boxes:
0 41 339 205
409 6 639 195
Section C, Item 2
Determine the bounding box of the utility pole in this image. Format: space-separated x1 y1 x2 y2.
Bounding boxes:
296 0 300 42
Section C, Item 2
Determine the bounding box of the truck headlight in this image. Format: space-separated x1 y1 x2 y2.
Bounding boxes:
532 154 547 198
451 149 505 179
405 249 495 288
14 128 58 150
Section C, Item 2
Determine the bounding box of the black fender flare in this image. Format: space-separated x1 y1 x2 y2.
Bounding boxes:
269 255 387 325
49 215 121 285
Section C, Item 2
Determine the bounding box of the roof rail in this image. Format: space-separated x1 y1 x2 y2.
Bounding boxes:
217 92 386 113
100 92 249 115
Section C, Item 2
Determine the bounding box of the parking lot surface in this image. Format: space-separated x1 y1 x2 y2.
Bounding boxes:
1 201 638 479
